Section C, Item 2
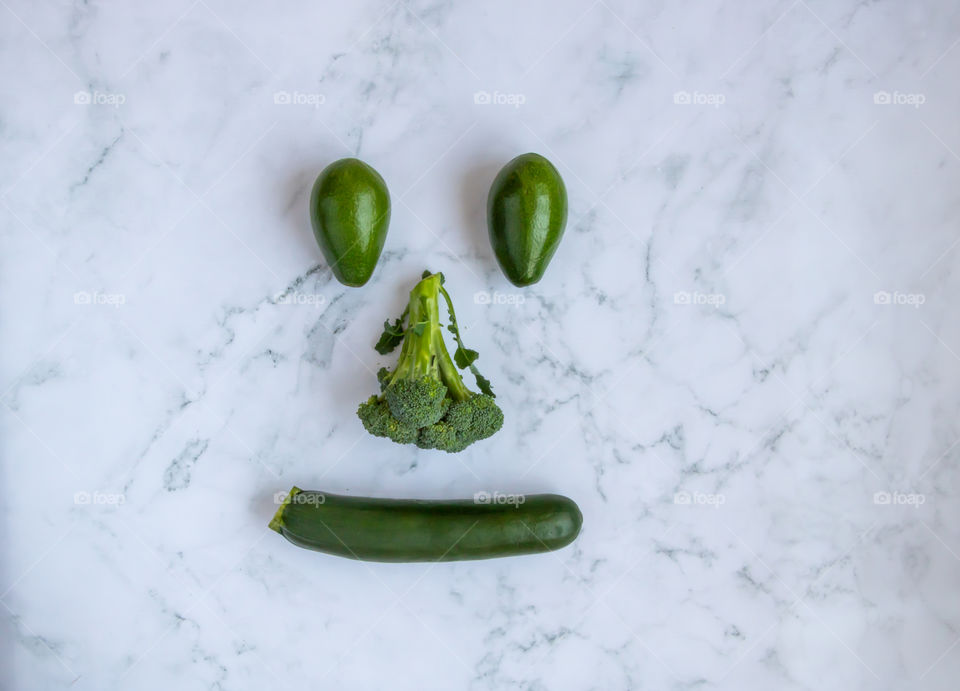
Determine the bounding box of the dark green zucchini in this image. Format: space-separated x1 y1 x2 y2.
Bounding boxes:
269 487 582 562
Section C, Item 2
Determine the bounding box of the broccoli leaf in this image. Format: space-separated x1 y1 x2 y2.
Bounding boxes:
472 368 494 397
439 284 495 398
453 343 478 369
374 307 408 354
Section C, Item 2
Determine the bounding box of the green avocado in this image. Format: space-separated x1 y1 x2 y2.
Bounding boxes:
309 158 391 287
487 153 568 287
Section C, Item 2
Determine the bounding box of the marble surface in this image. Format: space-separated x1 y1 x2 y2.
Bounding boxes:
2 0 959 689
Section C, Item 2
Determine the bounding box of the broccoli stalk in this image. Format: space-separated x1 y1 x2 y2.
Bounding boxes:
379 273 449 427
357 271 503 453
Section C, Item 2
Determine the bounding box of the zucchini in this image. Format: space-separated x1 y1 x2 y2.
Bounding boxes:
269 487 582 562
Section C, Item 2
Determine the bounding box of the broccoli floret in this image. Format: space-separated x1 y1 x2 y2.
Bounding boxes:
417 395 504 453
356 395 419 444
385 378 448 427
357 271 503 453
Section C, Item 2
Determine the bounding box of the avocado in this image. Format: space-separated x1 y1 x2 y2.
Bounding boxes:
487 153 568 287
309 158 391 287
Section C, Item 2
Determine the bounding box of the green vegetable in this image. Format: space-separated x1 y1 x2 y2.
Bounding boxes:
309 158 391 287
487 153 568 286
269 487 582 562
357 271 503 453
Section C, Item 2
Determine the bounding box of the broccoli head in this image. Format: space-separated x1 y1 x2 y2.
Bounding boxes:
417 395 504 453
356 271 503 453
356 395 419 444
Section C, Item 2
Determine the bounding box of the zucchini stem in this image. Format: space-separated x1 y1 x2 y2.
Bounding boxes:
269 486 301 533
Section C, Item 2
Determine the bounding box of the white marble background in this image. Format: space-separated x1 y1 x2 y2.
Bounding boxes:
2 0 959 689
